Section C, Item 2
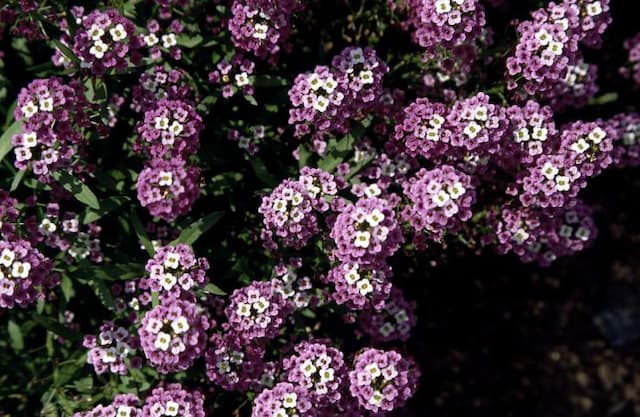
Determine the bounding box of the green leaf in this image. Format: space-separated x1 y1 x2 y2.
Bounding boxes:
32 314 80 341
177 34 204 48
52 39 81 64
298 145 312 169
203 283 227 296
82 196 129 224
0 119 22 164
9 168 26 192
52 171 100 210
7 320 24 351
83 276 116 311
244 94 258 106
249 157 277 187
131 209 155 256
60 275 75 302
171 211 224 246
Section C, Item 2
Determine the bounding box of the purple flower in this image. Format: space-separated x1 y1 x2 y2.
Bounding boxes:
205 332 267 391
83 321 140 375
141 383 205 417
138 299 210 373
322 262 392 311
73 393 141 417
357 287 418 343
252 382 315 417
131 66 194 113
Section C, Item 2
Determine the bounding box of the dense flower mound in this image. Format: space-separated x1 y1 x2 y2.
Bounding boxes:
282 341 346 406
516 153 583 209
72 393 141 417
620 32 640 86
323 261 393 311
402 165 475 240
228 0 303 62
205 332 266 391
224 280 293 342
83 321 139 375
135 99 203 159
131 66 194 113
136 158 201 221
0 191 19 239
331 47 389 111
558 120 614 177
72 8 144 75
138 299 210 373
348 348 419 413
298 167 339 211
608 112 640 168
144 243 209 300
393 98 450 159
0 239 58 309
357 287 418 343
252 382 315 417
141 384 205 417
12 77 91 181
403 0 487 55
547 59 599 111
330 197 403 267
258 178 319 249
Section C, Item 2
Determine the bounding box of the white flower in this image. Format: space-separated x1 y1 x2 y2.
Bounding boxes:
102 347 117 363
570 139 590 154
161 273 177 291
447 182 466 199
547 40 564 56
290 193 303 206
349 48 365 64
21 101 38 118
253 297 270 314
535 29 551 46
89 40 108 59
588 127 606 144
558 225 573 237
88 24 105 41
435 0 452 14
169 120 184 137
463 121 482 139
364 184 382 198
357 279 373 296
39 218 57 234
11 262 31 279
163 253 180 270
39 97 54 112
379 322 395 337
541 162 559 180
394 309 409 323
150 402 165 417
369 390 384 406
282 393 297 408
531 127 548 141
154 116 170 130
235 72 250 87
236 302 251 317
116 406 133 417
344 267 360 285
513 228 530 245
2 249 17 268
576 226 591 240
144 33 159 46
158 171 174 187
313 96 330 113
432 190 451 208
430 114 445 128
165 401 180 416
154 332 171 351
323 77 337 93
273 198 288 212
171 316 190 334
359 70 374 85
300 359 317 377
274 409 287 417
555 175 571 191
145 318 163 333
161 33 177 48
365 209 385 227
354 231 371 248
474 106 488 121
586 1 602 16
307 73 322 91
319 368 335 383
253 23 269 40
365 363 381 378
109 24 127 42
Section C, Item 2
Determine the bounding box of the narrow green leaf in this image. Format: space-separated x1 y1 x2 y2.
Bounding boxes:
52 39 81 64
60 275 75 302
203 283 227 296
171 211 224 246
52 171 100 210
244 94 258 106
9 168 26 192
131 209 155 256
249 158 277 187
177 34 204 48
32 314 80 341
0 119 22 164
85 276 116 311
7 320 24 351
82 196 129 224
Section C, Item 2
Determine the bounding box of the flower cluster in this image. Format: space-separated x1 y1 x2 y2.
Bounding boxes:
401 165 475 240
288 47 388 140
208 55 256 99
72 393 141 417
83 321 139 375
282 341 346 406
609 113 640 168
558 121 613 176
258 179 319 250
145 244 209 301
393 98 450 159
143 18 184 61
135 99 203 159
348 348 419 413
138 299 210 373
228 0 303 62
224 280 293 342
620 32 640 86
357 287 418 343
252 382 314 417
136 158 201 221
131 66 193 113
0 191 19 240
0 239 58 309
12 77 91 181
503 101 558 167
141 384 205 417
205 333 266 391
330 197 403 267
323 262 392 311
72 9 143 75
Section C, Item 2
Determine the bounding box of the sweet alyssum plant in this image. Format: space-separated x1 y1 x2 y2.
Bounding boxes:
1 0 639 416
